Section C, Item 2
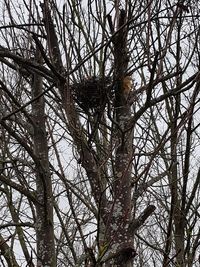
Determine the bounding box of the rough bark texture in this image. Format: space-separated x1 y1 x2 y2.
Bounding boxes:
0 234 19 267
32 51 56 267
102 9 135 267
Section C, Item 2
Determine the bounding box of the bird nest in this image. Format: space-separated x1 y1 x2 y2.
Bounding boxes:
71 76 112 113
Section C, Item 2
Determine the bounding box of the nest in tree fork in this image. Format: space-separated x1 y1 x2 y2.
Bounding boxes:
71 76 112 113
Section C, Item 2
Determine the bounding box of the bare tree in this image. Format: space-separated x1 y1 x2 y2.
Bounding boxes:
0 0 200 266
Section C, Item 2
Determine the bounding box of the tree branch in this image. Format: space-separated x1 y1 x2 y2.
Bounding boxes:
129 205 156 234
0 174 39 205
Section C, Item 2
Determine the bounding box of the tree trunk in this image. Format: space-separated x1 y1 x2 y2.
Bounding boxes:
102 9 135 267
32 51 56 267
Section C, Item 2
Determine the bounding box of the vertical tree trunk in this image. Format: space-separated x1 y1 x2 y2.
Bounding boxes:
32 51 56 267
103 9 135 267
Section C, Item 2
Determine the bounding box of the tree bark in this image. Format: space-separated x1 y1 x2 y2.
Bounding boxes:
103 9 135 267
32 50 56 267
